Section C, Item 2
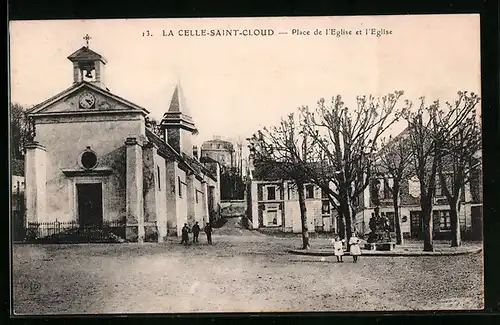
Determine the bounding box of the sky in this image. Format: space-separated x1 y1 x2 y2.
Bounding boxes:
9 15 481 147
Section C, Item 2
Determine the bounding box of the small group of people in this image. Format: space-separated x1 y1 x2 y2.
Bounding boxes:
331 231 362 263
180 221 213 245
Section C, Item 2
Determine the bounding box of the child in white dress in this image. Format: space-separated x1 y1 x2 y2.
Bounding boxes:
331 234 345 263
349 232 362 263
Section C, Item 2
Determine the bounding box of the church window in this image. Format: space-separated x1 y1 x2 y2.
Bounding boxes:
196 191 199 203
178 177 182 197
80 149 98 170
157 166 161 190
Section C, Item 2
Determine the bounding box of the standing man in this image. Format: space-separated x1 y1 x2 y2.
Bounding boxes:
204 222 213 245
181 223 190 245
192 221 200 243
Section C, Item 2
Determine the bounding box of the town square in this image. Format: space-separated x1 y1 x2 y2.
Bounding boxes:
13 224 483 313
9 15 483 314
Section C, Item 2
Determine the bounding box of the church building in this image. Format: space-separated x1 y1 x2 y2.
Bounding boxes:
24 38 220 242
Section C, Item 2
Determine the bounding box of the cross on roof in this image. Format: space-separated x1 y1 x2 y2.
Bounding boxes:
83 34 91 47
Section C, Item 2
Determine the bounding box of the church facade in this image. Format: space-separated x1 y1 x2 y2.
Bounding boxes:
24 43 220 242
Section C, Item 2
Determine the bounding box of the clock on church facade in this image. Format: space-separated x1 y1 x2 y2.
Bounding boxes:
78 92 96 109
23 35 222 243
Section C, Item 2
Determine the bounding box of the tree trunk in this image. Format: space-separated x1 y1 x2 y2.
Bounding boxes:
392 187 403 245
297 182 310 249
337 214 346 240
341 196 354 250
449 196 462 247
421 203 434 252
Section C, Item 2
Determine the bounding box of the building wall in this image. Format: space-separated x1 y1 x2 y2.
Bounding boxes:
201 139 234 167
165 161 178 235
32 115 144 222
201 150 233 167
186 174 196 225
143 146 169 241
355 175 476 238
176 166 188 236
166 128 193 157
186 175 209 226
153 152 168 240
250 180 334 234
165 161 190 236
194 178 205 224
204 163 221 221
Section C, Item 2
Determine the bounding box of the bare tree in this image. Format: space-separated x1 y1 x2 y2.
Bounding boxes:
375 131 414 245
248 113 314 249
404 98 442 252
10 102 31 160
404 91 481 251
436 91 481 247
300 91 404 246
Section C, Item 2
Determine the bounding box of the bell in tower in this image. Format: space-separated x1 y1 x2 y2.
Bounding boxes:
67 34 109 91
84 67 93 79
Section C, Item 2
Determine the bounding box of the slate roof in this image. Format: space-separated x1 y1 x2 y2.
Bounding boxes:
251 158 345 182
165 84 191 117
67 46 107 64
145 128 217 182
160 83 197 133
145 128 178 160
182 152 218 181
200 156 218 164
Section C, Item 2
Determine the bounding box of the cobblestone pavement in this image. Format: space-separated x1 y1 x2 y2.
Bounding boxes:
12 233 483 314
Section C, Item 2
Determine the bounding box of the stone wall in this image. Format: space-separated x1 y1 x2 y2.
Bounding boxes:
142 146 168 242
33 116 143 223
165 161 189 236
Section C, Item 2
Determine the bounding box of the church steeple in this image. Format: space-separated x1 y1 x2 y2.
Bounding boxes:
67 34 108 90
160 82 198 155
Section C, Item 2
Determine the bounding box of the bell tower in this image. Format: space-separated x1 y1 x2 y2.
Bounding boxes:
67 34 109 91
160 82 198 156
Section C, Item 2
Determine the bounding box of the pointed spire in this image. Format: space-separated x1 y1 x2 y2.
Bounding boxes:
160 78 197 135
166 80 191 117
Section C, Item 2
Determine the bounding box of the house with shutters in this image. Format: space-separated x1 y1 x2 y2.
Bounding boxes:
352 129 482 240
24 41 220 242
246 162 338 234
246 127 482 240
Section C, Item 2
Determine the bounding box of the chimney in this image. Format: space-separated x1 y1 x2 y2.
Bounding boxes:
193 145 199 160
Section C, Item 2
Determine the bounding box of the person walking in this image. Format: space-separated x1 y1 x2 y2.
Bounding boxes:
331 234 345 263
192 221 200 243
204 222 213 245
180 223 190 245
349 231 362 263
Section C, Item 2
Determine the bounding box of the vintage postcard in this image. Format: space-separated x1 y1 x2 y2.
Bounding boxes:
9 15 483 314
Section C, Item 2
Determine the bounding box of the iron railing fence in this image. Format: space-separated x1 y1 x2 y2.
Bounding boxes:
25 220 127 243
